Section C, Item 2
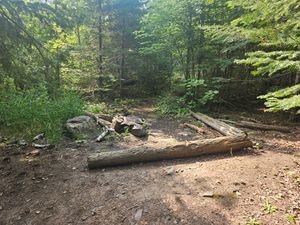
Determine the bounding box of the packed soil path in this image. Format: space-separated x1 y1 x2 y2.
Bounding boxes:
0 104 300 225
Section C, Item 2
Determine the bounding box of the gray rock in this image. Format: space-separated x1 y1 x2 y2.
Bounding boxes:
166 167 175 176
66 116 97 136
134 209 143 221
130 124 148 137
18 139 28 146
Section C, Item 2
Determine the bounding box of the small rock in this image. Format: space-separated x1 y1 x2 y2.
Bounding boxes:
134 209 143 221
30 150 40 156
166 167 175 176
0 206 3 210
18 139 28 146
75 140 87 144
36 210 41 214
202 192 214 197
241 181 247 185
81 215 89 221
216 180 221 184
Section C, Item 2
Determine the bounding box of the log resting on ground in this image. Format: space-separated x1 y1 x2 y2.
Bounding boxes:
88 135 252 169
220 120 291 133
183 123 206 134
192 112 246 137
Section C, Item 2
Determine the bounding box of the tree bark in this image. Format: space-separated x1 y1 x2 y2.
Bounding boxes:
98 0 103 76
88 135 252 169
192 112 246 136
120 15 126 95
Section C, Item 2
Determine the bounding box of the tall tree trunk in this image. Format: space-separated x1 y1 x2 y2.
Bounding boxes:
295 71 300 84
76 24 81 45
186 47 191 80
98 0 103 79
120 16 126 95
289 71 300 121
185 2 193 80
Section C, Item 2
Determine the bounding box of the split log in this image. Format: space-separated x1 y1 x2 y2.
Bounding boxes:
221 120 290 133
183 123 206 134
87 136 252 169
192 112 246 137
96 128 113 142
32 143 52 149
111 116 125 133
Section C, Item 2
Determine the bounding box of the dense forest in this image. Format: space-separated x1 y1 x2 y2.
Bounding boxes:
0 0 299 140
0 1 300 225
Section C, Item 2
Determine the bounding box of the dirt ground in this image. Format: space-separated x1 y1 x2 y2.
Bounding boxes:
0 104 300 225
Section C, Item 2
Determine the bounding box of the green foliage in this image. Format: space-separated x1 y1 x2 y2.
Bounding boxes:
0 86 84 143
236 51 300 76
156 94 192 117
230 0 300 114
286 213 297 224
157 79 219 116
262 200 278 214
179 79 219 107
259 84 300 113
85 102 108 114
245 217 261 225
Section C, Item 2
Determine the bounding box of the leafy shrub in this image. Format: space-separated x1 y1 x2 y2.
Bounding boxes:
262 200 278 214
246 217 261 225
157 79 219 116
156 95 192 117
85 102 108 114
0 86 84 143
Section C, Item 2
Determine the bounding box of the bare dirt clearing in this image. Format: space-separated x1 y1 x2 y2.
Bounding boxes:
0 105 299 225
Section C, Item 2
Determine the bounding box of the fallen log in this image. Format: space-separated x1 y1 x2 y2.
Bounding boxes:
85 112 113 122
220 120 290 133
97 114 113 122
183 123 206 134
192 112 246 137
97 118 112 128
87 136 252 169
85 112 112 127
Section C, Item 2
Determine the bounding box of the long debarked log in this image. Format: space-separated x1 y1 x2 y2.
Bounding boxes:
221 120 291 133
88 136 253 169
192 112 246 137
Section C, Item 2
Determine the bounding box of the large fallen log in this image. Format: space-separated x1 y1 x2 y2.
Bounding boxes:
192 112 246 137
88 136 252 169
221 120 291 133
